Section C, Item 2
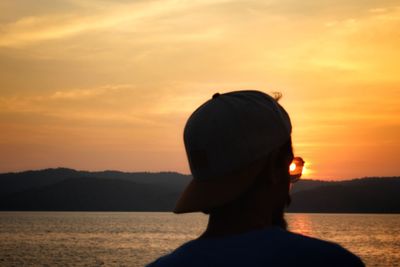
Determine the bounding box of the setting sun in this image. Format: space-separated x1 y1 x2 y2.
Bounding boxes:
289 163 296 172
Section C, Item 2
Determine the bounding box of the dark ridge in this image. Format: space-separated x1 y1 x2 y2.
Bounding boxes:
287 178 400 213
0 168 399 213
0 168 190 197
0 177 179 211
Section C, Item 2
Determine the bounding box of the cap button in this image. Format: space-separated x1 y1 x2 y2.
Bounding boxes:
212 93 220 99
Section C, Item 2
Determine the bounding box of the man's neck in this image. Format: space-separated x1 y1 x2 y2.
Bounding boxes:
199 207 274 239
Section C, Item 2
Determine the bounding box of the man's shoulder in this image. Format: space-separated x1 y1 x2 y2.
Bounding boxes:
273 230 364 266
146 240 199 267
147 228 364 267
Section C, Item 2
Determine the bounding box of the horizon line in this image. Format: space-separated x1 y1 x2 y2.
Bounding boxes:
1 166 399 182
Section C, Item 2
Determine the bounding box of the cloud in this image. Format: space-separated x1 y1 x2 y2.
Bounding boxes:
0 83 205 128
0 0 231 47
49 84 131 100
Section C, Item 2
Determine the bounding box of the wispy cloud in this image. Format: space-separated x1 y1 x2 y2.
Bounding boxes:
0 0 230 47
0 83 203 126
49 84 131 100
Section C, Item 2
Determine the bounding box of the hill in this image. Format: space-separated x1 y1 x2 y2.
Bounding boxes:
288 177 400 213
0 168 190 197
0 168 399 212
0 177 178 211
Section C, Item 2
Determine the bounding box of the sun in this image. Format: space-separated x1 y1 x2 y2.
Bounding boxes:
289 162 296 172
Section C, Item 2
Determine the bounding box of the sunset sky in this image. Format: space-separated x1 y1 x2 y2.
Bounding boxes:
0 0 399 180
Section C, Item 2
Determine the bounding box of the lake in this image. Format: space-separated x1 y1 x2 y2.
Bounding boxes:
0 212 399 266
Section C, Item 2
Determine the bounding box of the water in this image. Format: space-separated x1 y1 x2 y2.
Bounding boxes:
0 212 399 267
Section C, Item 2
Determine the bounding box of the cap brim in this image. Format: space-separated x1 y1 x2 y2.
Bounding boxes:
174 158 267 214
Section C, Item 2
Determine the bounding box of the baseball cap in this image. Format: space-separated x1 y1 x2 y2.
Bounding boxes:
174 90 292 214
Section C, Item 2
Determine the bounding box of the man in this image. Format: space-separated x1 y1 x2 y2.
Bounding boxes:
148 90 364 266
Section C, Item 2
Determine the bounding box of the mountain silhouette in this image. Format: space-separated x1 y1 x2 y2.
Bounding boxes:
0 168 190 197
288 177 400 213
0 177 179 211
0 168 399 212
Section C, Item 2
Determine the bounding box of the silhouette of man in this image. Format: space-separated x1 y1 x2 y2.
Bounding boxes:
147 90 364 266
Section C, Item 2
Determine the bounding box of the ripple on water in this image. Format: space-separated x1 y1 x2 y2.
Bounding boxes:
0 212 399 266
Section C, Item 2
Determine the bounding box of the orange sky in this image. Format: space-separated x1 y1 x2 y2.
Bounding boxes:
0 0 399 179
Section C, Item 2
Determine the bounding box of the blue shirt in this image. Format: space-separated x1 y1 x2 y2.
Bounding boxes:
147 227 364 267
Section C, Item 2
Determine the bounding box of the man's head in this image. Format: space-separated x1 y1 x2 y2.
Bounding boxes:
174 90 294 219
